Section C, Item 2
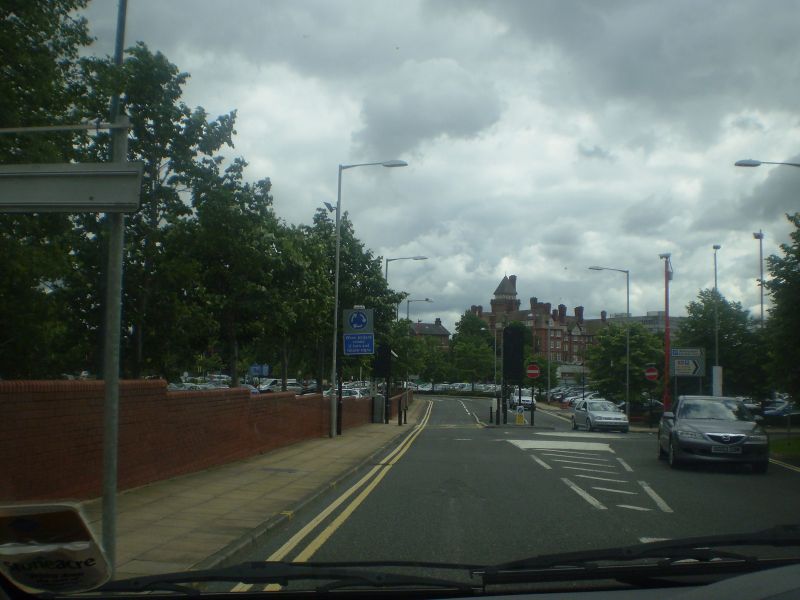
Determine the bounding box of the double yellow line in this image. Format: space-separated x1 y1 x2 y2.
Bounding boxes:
233 400 434 592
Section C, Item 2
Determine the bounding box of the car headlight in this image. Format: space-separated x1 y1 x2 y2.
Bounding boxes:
748 434 768 443
676 429 702 440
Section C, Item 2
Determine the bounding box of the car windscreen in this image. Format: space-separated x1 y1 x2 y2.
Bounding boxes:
588 401 616 412
677 399 753 421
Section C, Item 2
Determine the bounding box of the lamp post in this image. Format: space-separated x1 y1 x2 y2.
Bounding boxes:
735 159 800 169
330 159 407 438
385 255 428 318
589 266 630 419
713 244 722 396
753 231 764 328
406 297 432 320
659 253 673 411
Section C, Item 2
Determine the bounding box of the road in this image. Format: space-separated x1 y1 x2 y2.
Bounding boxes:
234 395 800 584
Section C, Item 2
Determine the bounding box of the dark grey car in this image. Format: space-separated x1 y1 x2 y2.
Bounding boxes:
658 395 770 473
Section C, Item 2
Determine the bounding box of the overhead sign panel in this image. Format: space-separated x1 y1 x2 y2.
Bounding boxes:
0 162 144 213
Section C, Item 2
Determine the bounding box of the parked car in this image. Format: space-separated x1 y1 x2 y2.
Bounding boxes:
572 399 629 432
657 395 769 473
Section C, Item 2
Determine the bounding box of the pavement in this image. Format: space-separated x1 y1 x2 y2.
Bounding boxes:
80 398 428 580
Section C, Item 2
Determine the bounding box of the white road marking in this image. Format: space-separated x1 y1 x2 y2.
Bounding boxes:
530 455 552 470
553 459 614 467
534 431 626 440
638 481 673 513
640 537 671 543
563 466 620 474
507 439 615 453
592 487 637 495
575 474 629 483
561 478 607 510
616 457 634 472
618 505 651 512
539 450 609 459
543 454 610 463
458 400 471 415
453 438 472 441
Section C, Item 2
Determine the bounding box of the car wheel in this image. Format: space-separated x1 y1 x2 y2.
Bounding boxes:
571 417 577 430
621 427 629 434
753 461 769 474
668 439 680 469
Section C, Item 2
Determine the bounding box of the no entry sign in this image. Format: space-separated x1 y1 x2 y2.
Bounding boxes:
526 363 541 379
644 367 659 381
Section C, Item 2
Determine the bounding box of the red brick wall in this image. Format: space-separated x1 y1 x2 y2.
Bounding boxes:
1 381 411 502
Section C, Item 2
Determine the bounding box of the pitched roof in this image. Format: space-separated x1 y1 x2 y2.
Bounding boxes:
493 275 517 296
412 322 450 337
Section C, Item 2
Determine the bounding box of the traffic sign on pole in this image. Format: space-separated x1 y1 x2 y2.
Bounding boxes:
526 363 541 379
644 366 658 381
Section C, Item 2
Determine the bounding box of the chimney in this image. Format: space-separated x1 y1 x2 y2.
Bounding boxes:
551 308 558 322
544 303 551 317
575 306 584 324
530 297 537 313
601 310 607 323
558 304 567 324
435 318 441 326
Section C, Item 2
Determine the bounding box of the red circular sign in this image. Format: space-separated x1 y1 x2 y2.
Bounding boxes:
526 363 541 379
644 367 659 381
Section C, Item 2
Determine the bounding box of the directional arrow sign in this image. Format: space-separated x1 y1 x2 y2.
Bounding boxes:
674 359 702 376
670 347 705 377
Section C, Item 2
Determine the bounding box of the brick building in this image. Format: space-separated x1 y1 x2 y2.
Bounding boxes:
410 318 451 350
469 274 611 368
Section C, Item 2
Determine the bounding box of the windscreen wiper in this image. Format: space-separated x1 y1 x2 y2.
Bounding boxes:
100 560 478 595
479 523 800 585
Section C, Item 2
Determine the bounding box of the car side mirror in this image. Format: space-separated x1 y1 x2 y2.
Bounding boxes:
663 411 674 420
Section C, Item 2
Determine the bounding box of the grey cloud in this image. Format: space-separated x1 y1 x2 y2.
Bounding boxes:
732 115 765 132
578 144 614 161
352 59 503 158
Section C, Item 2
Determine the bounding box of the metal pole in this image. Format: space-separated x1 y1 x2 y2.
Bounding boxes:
662 256 672 410
406 299 410 321
755 231 764 328
625 271 630 421
102 0 128 574
714 246 719 367
330 165 343 438
547 319 551 403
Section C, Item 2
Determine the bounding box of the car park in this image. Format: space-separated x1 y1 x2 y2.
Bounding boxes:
572 399 629 432
658 395 770 472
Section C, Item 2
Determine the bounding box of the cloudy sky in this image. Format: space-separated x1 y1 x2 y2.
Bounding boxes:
79 0 800 334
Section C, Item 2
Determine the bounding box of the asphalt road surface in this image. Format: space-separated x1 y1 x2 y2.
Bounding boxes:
238 395 800 573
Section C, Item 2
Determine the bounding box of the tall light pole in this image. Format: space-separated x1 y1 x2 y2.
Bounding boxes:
330 159 407 438
754 230 765 328
660 253 673 411
385 255 428 280
589 266 630 419
713 244 722 396
406 297 432 320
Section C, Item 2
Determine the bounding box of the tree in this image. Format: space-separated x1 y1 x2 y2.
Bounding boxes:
0 0 94 378
71 43 238 377
419 337 450 388
675 289 769 397
586 323 663 404
764 212 800 398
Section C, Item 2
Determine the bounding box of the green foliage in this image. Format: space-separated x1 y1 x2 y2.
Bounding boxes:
675 289 769 397
764 213 800 398
586 323 662 403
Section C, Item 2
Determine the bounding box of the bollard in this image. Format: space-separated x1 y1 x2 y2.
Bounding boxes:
489 406 493 423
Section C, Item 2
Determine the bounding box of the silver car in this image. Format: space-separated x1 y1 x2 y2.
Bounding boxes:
572 399 629 433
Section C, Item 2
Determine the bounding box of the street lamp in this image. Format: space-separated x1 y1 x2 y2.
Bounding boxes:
735 159 800 168
659 253 673 411
330 159 407 438
406 297 432 320
754 231 765 328
589 265 630 419
384 255 428 280
712 244 722 396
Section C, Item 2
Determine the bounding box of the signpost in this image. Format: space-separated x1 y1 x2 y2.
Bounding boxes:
343 308 374 356
670 348 705 377
644 366 659 381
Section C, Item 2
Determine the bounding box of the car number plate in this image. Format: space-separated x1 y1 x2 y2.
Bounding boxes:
711 446 742 454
